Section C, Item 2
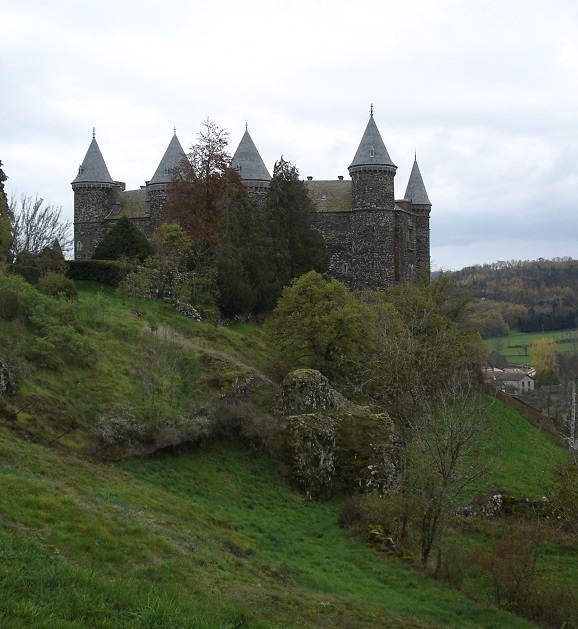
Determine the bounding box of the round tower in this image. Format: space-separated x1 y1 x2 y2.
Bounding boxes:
230 125 271 207
404 155 432 277
348 108 397 212
71 131 115 259
347 109 398 290
146 131 187 234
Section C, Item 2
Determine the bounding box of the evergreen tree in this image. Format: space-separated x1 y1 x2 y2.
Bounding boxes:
92 216 152 262
0 160 14 263
257 158 328 311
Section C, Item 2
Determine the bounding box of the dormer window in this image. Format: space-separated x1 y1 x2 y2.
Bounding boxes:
321 194 327 201
78 166 84 175
369 146 375 158
164 167 170 175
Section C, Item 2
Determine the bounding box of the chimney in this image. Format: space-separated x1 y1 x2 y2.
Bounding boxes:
338 175 344 180
307 176 313 181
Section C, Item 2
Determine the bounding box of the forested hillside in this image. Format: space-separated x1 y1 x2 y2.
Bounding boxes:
450 258 578 335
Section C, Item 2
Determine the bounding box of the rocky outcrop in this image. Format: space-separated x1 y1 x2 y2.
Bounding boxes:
275 369 349 415
0 359 16 396
276 369 399 500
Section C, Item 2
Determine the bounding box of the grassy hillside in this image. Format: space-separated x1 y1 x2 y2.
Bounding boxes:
0 281 575 628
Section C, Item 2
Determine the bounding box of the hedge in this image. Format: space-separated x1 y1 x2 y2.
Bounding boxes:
67 260 127 286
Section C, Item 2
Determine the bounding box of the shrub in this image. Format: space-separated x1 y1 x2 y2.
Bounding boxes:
92 216 152 262
67 259 127 286
37 272 77 300
0 271 94 367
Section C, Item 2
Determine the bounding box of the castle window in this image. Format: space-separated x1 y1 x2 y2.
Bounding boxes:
342 262 348 273
369 146 375 158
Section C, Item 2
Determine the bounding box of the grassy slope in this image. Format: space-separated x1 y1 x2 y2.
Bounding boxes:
0 282 573 628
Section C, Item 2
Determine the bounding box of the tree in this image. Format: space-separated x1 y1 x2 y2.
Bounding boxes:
0 160 13 263
258 158 328 310
409 388 490 574
530 337 559 385
265 271 369 380
92 216 152 262
164 118 230 245
10 193 72 257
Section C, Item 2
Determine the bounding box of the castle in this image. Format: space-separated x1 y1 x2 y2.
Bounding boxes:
72 110 431 291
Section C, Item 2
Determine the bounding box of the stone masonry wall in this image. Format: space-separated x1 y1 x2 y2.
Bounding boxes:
350 169 395 212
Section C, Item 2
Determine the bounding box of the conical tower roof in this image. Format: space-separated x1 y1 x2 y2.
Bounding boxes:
349 112 396 172
148 132 187 185
72 134 113 186
231 128 271 182
404 155 431 205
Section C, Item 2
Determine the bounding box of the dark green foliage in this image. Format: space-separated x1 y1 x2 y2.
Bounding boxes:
256 158 328 311
67 259 127 286
92 216 152 262
0 160 13 263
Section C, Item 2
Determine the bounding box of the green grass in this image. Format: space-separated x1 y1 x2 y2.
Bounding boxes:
488 328 578 364
1 281 575 627
480 396 569 496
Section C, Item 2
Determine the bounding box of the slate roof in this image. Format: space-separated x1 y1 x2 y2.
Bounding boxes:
349 114 396 171
404 156 431 205
120 189 148 219
304 179 352 212
71 136 114 185
231 129 271 182
148 132 187 185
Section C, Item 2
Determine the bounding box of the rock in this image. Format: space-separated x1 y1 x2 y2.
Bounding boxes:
275 369 349 415
0 359 16 396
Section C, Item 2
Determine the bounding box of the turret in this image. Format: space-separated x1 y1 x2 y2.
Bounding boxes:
231 126 271 201
348 108 397 212
146 131 187 230
72 130 118 259
404 155 432 277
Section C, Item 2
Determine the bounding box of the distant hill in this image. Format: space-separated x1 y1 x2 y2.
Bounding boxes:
449 258 578 334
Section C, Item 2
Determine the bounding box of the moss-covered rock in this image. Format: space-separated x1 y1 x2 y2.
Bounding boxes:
278 370 399 500
275 369 349 415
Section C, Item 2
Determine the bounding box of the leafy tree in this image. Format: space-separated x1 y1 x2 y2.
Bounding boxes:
530 337 559 385
265 271 368 380
10 193 72 257
0 160 13 263
92 216 152 262
164 118 230 245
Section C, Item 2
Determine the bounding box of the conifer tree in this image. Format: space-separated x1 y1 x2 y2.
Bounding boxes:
92 216 152 262
0 161 14 263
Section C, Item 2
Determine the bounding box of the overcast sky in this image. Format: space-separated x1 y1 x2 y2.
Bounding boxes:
2 0 578 270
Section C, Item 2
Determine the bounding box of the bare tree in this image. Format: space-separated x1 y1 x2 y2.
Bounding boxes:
10 193 72 257
410 385 492 575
